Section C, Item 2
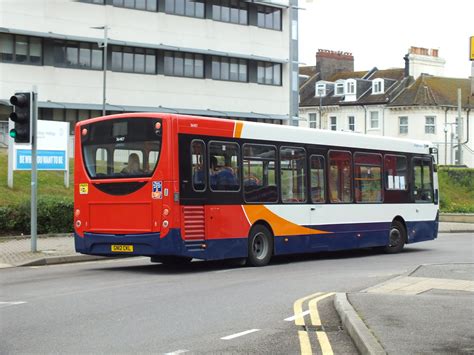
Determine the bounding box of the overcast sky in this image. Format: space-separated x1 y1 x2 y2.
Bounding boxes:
298 0 473 78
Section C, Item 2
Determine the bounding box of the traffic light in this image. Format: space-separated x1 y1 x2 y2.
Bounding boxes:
9 92 32 143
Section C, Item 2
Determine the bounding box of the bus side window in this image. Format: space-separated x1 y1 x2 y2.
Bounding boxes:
328 150 352 203
413 158 433 202
280 146 307 203
191 140 206 192
310 155 325 203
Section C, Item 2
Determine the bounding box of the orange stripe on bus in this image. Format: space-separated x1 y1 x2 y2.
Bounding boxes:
242 205 331 237
234 121 244 138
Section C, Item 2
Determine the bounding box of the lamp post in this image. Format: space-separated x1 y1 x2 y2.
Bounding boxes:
91 25 109 116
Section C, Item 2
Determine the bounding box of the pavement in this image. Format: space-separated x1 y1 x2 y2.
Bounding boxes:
336 263 474 355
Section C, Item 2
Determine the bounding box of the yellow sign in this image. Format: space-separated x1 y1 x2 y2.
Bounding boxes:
79 183 88 195
471 36 474 61
111 245 134 253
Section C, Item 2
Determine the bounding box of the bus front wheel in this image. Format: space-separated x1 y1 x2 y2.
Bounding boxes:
383 220 406 254
247 225 273 267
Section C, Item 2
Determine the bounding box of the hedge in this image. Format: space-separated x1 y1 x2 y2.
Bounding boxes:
0 197 73 236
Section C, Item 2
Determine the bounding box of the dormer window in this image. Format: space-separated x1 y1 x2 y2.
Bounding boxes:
346 80 356 94
335 81 345 96
372 79 384 94
315 83 326 97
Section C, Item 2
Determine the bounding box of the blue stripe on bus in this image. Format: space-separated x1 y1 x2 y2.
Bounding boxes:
74 219 437 261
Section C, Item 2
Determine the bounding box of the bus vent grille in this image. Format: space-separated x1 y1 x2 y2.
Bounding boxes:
184 239 206 251
183 206 206 244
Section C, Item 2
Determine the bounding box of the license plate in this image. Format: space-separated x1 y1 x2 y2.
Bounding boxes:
111 245 134 253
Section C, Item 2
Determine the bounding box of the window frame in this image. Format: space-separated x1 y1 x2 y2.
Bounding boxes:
309 154 326 204
0 34 43 66
354 152 383 203
257 5 282 31
330 116 337 131
257 61 282 86
384 154 408 191
242 143 278 204
369 111 379 129
334 82 345 96
308 113 317 129
346 80 356 94
372 79 384 94
425 116 436 134
399 116 408 135
165 0 205 18
328 149 353 204
111 45 157 74
315 83 326 97
190 139 207 192
412 156 434 203
279 146 307 204
212 56 247 82
208 140 241 193
348 116 355 131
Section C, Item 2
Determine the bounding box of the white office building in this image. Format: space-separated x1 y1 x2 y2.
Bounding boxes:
0 0 291 144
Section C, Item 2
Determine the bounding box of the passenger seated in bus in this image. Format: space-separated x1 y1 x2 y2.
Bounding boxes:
210 156 237 189
122 153 143 175
244 174 260 187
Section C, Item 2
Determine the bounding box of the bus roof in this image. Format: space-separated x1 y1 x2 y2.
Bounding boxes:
78 113 434 155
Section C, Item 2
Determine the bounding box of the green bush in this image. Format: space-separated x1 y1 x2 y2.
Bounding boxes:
438 167 474 213
0 197 73 236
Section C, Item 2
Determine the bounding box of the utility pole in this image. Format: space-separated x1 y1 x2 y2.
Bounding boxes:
288 0 299 126
457 88 463 165
92 25 109 116
31 87 38 252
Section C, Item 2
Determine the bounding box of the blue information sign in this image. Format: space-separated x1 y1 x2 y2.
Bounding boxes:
16 149 67 170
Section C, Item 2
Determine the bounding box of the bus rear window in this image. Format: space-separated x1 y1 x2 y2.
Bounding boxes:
81 117 162 179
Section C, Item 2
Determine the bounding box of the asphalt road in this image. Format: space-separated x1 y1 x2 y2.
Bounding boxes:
1 233 472 354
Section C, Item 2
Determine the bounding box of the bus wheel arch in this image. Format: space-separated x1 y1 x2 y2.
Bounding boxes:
247 221 274 267
384 217 407 254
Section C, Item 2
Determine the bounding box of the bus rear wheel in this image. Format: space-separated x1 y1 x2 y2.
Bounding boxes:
383 220 406 254
247 225 273 267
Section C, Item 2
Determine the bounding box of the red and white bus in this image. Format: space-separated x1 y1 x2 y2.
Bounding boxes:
74 113 438 266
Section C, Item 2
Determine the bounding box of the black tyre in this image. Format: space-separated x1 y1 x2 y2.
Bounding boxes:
150 256 192 265
383 220 406 254
247 225 273 267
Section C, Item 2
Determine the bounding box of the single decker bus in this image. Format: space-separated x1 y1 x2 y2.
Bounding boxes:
74 113 439 266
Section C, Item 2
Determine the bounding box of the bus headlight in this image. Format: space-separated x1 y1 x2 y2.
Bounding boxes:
162 220 169 228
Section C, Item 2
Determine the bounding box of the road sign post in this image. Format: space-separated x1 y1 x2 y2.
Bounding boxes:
31 88 38 252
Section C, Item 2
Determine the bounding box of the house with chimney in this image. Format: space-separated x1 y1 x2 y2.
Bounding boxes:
299 47 473 167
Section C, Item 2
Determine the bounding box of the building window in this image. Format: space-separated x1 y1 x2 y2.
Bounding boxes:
335 82 344 96
310 155 325 203
372 79 384 94
308 113 317 129
165 51 204 78
212 56 247 82
346 80 355 94
370 111 379 129
166 0 204 18
330 116 337 131
212 0 248 25
243 144 277 203
328 150 352 203
54 40 102 70
0 34 42 65
354 153 382 203
425 116 436 134
280 146 306 203
348 116 355 131
257 62 281 85
113 0 158 11
399 116 408 134
112 46 156 74
315 83 326 97
257 5 281 30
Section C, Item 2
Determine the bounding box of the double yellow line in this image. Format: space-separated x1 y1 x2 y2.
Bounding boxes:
293 292 335 355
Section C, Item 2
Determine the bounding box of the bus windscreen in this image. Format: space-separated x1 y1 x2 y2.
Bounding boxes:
81 117 162 179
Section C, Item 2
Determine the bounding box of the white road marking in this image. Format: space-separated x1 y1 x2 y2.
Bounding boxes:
284 310 310 321
164 350 189 355
221 329 260 340
0 301 27 308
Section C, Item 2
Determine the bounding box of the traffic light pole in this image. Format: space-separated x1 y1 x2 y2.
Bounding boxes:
31 88 38 252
